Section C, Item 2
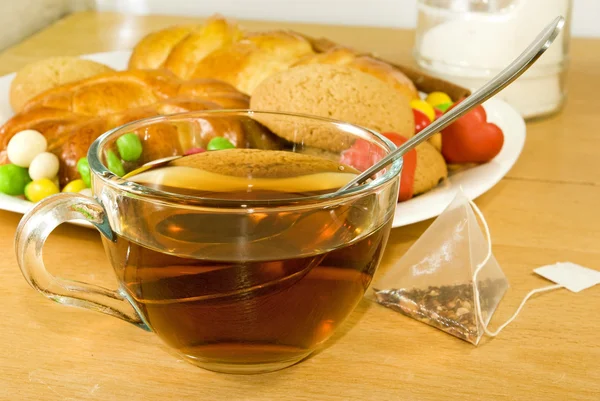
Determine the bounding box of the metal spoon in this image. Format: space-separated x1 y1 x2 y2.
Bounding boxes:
336 16 565 193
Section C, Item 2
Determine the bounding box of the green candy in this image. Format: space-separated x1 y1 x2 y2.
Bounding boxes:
0 164 31 196
207 137 235 151
435 102 453 113
116 133 143 162
106 150 125 177
76 157 91 188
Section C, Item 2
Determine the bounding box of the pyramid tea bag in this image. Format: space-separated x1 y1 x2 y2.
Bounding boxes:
370 190 598 345
369 190 510 345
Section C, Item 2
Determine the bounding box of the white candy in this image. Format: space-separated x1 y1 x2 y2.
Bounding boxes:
7 130 47 167
79 188 93 197
29 152 59 181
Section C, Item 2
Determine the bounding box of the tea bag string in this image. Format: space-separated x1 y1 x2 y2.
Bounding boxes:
468 199 563 337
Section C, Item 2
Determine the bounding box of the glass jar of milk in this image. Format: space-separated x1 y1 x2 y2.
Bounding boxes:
414 0 572 119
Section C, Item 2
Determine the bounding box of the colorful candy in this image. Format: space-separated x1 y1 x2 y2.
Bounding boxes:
184 147 206 155
62 179 87 193
426 92 452 108
116 133 143 162
207 137 235 151
0 164 31 196
76 157 91 187
412 109 431 133
24 178 59 202
28 152 59 181
106 150 125 177
6 129 47 167
435 102 453 113
409 99 435 122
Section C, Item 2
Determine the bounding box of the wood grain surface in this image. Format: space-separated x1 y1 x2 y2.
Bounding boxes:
0 12 598 401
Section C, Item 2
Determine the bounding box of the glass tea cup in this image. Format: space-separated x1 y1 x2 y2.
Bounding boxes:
15 110 401 374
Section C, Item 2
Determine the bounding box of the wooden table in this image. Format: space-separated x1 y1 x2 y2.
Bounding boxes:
0 12 598 401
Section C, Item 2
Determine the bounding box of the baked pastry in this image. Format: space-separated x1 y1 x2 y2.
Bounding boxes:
307 36 471 101
9 56 114 112
251 64 447 196
169 148 355 178
413 141 448 195
129 16 315 95
18 69 249 115
0 69 254 185
189 30 315 95
128 24 201 71
293 47 418 101
165 20 243 80
129 16 244 79
250 64 414 151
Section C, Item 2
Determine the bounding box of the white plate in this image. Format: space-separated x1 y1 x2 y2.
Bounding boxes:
0 51 525 229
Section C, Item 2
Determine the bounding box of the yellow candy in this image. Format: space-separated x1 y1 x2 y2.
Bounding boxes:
410 99 435 122
62 179 87 193
24 178 59 203
426 92 452 108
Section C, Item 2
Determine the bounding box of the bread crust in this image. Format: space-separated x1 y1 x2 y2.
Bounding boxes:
0 70 250 185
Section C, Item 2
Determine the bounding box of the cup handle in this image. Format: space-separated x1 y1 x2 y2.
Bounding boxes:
15 192 149 330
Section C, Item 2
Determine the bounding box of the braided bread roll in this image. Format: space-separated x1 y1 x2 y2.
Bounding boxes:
0 69 256 185
129 17 244 79
127 15 418 100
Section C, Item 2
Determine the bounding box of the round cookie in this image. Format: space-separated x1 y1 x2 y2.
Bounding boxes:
413 140 448 196
293 47 419 101
169 148 356 178
250 64 414 152
10 57 114 112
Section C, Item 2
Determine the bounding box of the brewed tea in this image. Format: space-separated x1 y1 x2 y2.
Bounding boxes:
102 149 392 371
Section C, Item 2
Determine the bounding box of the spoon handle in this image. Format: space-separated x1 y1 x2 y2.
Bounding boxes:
337 16 565 192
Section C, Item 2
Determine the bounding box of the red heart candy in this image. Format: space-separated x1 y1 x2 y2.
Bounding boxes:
441 105 504 164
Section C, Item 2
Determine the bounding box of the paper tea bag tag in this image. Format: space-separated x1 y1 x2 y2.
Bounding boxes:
534 262 600 293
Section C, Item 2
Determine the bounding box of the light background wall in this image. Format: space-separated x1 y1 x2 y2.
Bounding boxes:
95 0 599 37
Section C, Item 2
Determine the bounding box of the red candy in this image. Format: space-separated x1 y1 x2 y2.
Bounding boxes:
184 147 206 155
413 109 431 134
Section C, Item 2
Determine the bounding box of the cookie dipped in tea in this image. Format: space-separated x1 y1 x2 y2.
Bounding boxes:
127 148 358 200
105 148 391 372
